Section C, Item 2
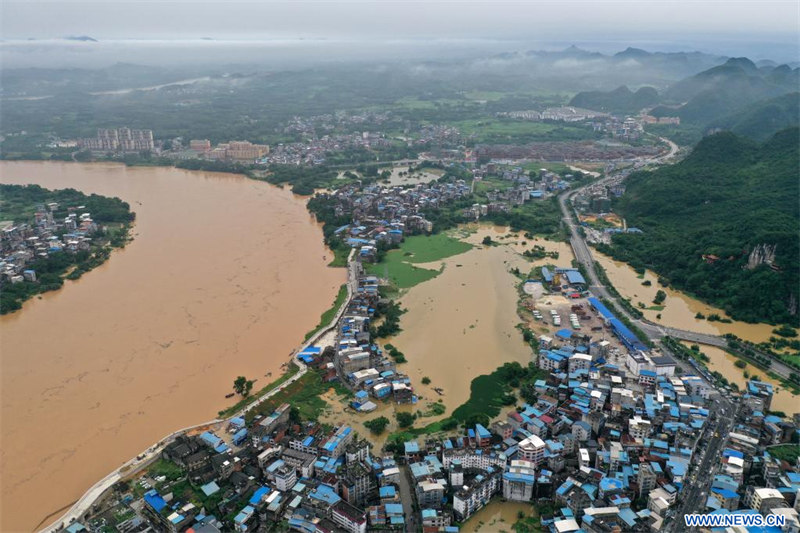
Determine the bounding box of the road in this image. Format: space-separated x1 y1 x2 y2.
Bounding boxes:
40 251 361 532
554 140 772 529
397 465 420 533
666 398 740 532
557 157 794 381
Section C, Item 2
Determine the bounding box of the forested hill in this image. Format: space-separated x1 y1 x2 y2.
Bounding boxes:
603 127 799 325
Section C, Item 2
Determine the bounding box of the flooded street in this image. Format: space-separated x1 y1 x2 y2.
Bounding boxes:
593 252 775 343
462 500 536 532
0 161 344 532
686 344 799 413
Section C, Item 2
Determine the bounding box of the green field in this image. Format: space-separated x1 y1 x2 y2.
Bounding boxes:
244 370 328 423
398 233 473 263
365 233 472 289
451 118 595 144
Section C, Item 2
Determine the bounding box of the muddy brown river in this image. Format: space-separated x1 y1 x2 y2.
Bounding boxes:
0 161 344 532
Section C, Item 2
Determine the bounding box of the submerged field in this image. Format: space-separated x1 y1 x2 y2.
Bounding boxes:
365 233 473 289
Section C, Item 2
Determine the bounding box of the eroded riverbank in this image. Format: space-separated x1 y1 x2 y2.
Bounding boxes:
0 161 345 532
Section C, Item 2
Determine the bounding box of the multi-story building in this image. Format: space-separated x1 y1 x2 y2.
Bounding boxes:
78 128 154 152
416 479 446 509
503 460 536 502
453 469 501 521
518 435 546 466
745 487 786 514
274 465 297 492
628 416 652 441
330 501 367 533
189 139 212 152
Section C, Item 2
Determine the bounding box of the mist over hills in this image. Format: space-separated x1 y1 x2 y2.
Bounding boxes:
568 56 799 141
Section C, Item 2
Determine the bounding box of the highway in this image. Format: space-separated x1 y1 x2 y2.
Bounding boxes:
557 151 795 382
555 141 779 529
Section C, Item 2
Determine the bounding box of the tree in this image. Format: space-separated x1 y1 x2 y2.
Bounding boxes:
289 406 302 424
364 416 390 435
520 381 538 405
653 290 667 305
421 377 431 385
243 379 254 396
482 236 493 246
233 376 247 395
395 411 415 428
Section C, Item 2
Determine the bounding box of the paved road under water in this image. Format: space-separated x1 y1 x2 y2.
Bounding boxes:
0 161 344 532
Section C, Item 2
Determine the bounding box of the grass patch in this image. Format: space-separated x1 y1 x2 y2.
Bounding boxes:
398 233 473 263
328 245 351 267
365 233 472 289
149 458 184 482
218 362 300 418
768 444 800 464
230 368 329 424
304 284 348 341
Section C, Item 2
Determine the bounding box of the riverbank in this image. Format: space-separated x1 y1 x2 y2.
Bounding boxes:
593 252 776 344
0 161 345 532
0 183 135 314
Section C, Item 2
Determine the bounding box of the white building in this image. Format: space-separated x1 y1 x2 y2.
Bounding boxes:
518 435 546 466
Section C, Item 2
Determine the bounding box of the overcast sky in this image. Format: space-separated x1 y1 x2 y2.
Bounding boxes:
3 0 798 42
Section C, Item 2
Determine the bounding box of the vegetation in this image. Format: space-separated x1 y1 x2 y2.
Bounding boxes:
363 416 390 435
370 300 405 338
605 128 799 325
451 362 547 426
0 184 135 314
365 233 472 289
217 362 299 418
395 411 415 428
233 376 255 397
245 371 328 423
569 85 659 114
304 284 348 341
768 444 800 464
653 59 799 140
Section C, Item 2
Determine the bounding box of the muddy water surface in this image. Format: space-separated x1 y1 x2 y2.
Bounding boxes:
462 500 536 532
389 227 536 417
685 344 799 414
594 252 775 344
0 161 344 532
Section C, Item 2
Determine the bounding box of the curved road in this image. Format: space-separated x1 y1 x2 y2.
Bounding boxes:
558 141 794 381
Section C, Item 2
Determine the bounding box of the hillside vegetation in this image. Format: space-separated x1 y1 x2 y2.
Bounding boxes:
569 85 659 114
603 128 799 325
650 58 799 140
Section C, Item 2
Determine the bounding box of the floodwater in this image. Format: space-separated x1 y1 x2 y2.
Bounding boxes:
462 500 536 533
390 226 535 416
0 161 344 532
382 166 443 187
685 344 799 414
593 252 775 344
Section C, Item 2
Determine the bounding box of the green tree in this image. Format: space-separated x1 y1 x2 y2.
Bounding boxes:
396 411 415 428
364 416 390 434
233 376 247 395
